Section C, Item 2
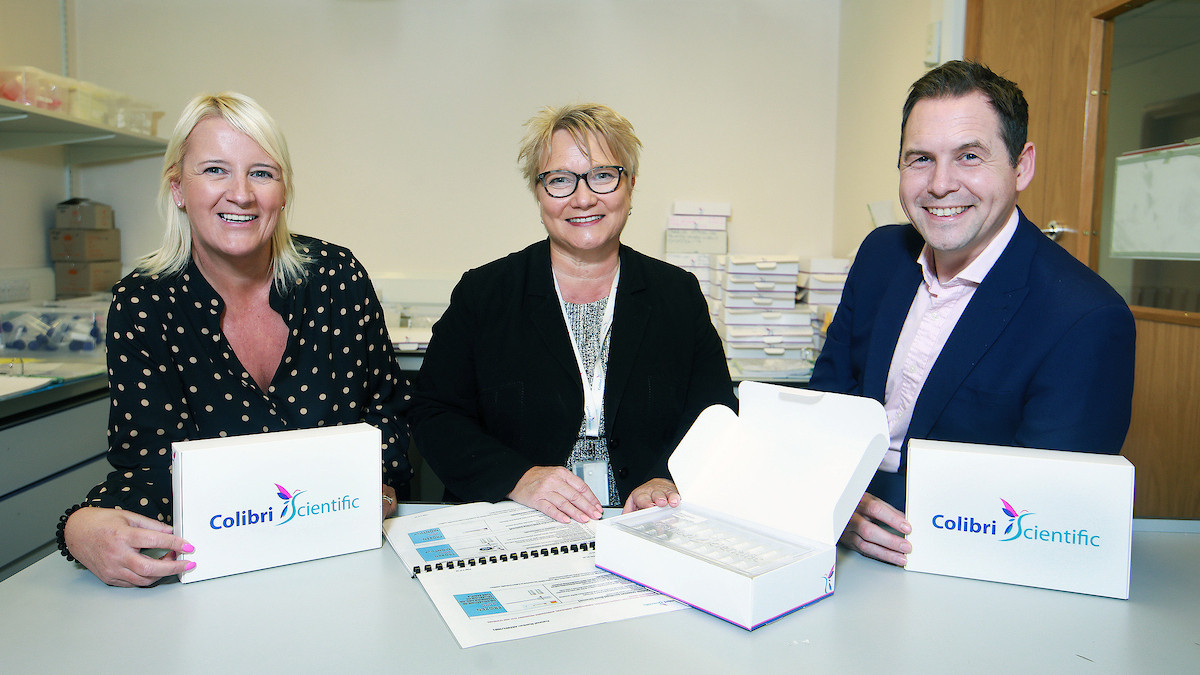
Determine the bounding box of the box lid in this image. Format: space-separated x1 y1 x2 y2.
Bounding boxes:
668 381 888 546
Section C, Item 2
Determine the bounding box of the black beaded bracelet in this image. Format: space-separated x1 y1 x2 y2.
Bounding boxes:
56 504 86 562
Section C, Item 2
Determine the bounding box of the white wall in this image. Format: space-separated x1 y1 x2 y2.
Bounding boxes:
832 0 961 258
4 0 952 287
69 0 841 283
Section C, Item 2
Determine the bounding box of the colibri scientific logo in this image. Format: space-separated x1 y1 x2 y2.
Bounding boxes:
206 482 363 531
930 498 1102 548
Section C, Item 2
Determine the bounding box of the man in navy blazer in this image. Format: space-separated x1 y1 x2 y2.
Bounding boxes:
810 61 1135 565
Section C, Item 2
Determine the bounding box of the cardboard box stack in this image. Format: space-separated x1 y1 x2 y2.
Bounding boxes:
51 199 122 297
797 258 849 351
714 255 814 364
664 201 729 258
664 202 730 302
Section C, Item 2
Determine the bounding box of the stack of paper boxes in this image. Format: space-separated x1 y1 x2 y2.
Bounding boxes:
662 203 853 375
663 202 731 300
797 258 849 352
714 255 814 364
50 199 122 298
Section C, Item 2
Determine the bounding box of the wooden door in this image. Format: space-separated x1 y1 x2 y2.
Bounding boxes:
965 0 1112 265
966 0 1200 519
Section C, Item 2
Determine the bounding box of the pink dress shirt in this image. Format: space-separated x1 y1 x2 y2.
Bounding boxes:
879 208 1020 472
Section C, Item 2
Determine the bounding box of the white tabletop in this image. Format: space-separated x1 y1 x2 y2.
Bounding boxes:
2 514 1197 673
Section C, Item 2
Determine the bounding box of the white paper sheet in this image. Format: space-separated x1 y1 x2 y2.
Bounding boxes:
383 502 685 647
0 374 56 398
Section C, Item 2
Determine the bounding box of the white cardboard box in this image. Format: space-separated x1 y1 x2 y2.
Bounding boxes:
665 252 712 270
904 439 1134 599
725 343 814 360
725 255 801 276
667 214 728 230
723 293 796 310
720 307 812 326
798 289 843 305
725 276 796 293
673 200 733 217
715 322 814 342
596 382 888 629
798 257 850 274
796 272 848 291
664 229 728 254
172 423 383 583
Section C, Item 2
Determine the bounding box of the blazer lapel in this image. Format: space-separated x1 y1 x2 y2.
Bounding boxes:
523 240 582 386
863 237 924 401
603 245 650 427
906 215 1038 444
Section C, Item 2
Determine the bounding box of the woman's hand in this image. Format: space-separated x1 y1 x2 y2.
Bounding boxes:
382 484 397 519
508 466 603 524
63 507 194 587
622 477 681 513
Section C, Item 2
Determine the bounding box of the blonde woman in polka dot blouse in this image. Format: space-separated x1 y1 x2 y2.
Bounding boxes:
58 93 411 587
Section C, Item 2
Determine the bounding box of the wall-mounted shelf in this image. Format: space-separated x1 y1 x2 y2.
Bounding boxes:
0 98 166 164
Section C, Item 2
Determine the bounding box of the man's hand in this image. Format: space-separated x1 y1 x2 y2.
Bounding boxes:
839 492 912 566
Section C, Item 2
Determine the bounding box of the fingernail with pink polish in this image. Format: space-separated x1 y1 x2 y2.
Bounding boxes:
184 561 196 571
182 543 195 553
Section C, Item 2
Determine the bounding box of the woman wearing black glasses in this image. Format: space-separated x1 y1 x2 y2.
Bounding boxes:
410 103 736 524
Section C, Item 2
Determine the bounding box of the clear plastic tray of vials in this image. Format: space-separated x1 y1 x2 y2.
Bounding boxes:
611 505 815 577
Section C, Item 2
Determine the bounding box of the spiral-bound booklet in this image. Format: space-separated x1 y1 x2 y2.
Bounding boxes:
383 501 684 647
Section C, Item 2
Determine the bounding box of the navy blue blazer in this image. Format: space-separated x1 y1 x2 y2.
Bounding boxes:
410 240 737 505
810 211 1136 510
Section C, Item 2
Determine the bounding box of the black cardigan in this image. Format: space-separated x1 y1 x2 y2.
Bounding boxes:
410 239 737 504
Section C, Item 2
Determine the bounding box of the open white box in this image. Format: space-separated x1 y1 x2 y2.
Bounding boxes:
596 382 888 629
172 423 382 583
905 439 1134 599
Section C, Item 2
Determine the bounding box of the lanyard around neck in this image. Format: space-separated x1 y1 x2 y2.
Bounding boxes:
552 266 620 438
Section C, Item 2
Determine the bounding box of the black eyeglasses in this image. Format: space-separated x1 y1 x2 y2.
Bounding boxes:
536 165 625 198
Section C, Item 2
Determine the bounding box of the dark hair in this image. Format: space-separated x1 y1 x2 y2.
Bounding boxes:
899 60 1028 167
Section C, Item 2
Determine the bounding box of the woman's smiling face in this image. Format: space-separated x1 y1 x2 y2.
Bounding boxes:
537 129 632 262
171 116 285 270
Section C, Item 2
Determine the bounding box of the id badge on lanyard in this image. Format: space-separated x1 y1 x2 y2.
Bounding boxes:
554 267 619 438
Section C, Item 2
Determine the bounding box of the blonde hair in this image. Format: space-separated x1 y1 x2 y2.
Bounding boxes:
138 91 309 288
518 103 642 195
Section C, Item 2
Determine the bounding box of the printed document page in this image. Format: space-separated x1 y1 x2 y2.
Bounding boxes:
384 502 685 647
385 501 595 569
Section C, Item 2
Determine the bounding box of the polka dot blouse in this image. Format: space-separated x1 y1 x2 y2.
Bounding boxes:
73 235 411 524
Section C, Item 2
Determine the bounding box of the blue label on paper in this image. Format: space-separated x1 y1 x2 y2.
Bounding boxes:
417 544 458 562
455 592 506 617
408 527 445 544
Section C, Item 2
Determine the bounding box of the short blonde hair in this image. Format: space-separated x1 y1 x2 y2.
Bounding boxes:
138 92 309 288
518 103 642 195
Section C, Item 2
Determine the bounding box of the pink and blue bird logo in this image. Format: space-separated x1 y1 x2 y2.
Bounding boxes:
999 498 1031 541
823 564 835 594
275 483 306 526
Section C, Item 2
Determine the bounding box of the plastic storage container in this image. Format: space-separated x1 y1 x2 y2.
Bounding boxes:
0 308 105 354
67 80 110 124
0 66 66 111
